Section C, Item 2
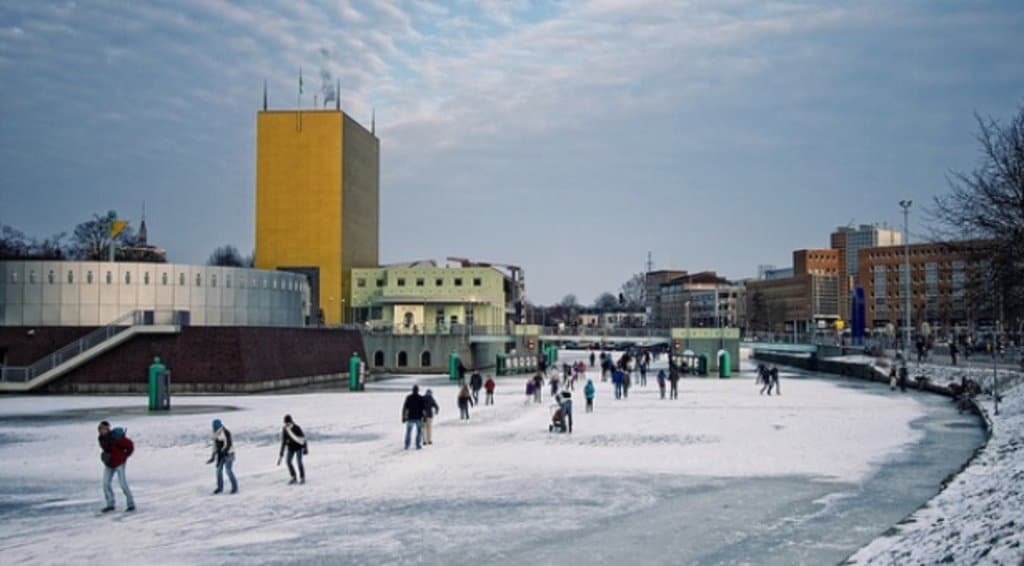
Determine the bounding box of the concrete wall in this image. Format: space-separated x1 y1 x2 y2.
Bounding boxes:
0 261 307 327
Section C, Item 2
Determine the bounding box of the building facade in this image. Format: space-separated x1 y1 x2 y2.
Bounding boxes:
0 261 308 327
657 272 744 328
644 269 687 327
744 249 840 335
349 263 507 333
830 224 901 320
858 241 990 331
255 109 379 325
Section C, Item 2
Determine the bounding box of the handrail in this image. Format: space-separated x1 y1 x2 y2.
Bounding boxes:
0 310 180 383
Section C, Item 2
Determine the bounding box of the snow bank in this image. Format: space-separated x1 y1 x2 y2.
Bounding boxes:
849 364 1024 565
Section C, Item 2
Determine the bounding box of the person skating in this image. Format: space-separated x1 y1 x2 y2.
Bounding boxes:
760 365 773 396
206 419 238 494
458 383 474 420
657 369 667 399
469 371 483 404
558 390 574 433
612 368 623 399
639 360 647 387
668 365 680 400
898 365 908 393
949 341 959 365
584 378 596 412
277 415 308 483
549 371 560 397
422 389 440 445
532 373 544 404
97 421 135 513
769 366 780 395
622 370 631 399
484 375 496 405
402 386 426 449
589 351 596 369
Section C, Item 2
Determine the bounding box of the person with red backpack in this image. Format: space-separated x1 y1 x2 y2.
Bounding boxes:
97 420 135 513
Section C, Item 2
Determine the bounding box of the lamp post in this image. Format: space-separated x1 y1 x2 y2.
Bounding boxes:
899 200 912 366
684 300 691 351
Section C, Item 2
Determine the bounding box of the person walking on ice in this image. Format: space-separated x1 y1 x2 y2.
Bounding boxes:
422 389 439 446
402 385 426 449
97 420 135 513
484 375 496 405
458 383 475 420
207 419 238 494
278 415 308 483
584 378 596 412
470 371 483 404
657 369 667 399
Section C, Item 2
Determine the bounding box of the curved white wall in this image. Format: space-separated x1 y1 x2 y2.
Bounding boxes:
0 261 309 327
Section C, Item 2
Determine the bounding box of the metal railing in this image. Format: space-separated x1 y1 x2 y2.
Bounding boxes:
0 310 182 384
539 326 672 338
361 324 514 337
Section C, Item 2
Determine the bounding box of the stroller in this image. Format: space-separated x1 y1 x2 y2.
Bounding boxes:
549 403 567 433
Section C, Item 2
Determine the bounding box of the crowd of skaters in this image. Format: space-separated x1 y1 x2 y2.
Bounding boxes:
90 347 772 513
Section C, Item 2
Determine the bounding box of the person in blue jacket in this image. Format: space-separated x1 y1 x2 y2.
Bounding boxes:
612 368 623 399
584 378 596 413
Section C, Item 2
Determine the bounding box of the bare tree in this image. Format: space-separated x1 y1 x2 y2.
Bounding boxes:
208 245 246 267
70 213 136 261
620 273 645 309
932 105 1024 328
594 292 618 311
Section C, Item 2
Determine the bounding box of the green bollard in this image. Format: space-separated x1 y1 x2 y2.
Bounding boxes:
349 352 362 391
496 352 506 376
449 351 460 381
148 356 167 410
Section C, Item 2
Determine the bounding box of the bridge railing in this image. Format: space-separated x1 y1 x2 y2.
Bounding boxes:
539 326 671 338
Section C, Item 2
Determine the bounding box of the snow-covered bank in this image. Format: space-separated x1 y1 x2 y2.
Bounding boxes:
829 361 1024 565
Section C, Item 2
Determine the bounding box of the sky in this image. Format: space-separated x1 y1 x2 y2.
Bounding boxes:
1 1 1022 305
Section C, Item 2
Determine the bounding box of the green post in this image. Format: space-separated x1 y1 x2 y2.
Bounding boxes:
349 352 362 391
717 350 732 378
148 356 167 410
449 351 460 381
697 354 709 377
496 352 506 376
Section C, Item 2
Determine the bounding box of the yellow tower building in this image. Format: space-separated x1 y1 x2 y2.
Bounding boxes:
255 109 379 324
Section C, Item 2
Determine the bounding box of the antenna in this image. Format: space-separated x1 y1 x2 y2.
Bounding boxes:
335 79 340 111
371 108 375 135
262 79 267 111
646 251 653 273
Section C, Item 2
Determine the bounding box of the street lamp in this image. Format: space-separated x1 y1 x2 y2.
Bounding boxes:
899 200 912 366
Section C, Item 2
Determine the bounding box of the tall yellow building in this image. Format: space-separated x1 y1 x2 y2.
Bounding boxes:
255 109 379 324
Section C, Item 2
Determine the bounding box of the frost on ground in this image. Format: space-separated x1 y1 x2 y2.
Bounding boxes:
842 360 1024 565
0 354 933 564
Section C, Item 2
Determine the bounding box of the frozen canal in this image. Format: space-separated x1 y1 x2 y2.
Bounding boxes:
0 352 983 565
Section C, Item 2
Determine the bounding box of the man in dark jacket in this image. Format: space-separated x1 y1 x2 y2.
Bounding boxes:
469 371 483 404
206 419 237 494
277 415 307 484
402 385 426 450
98 420 135 512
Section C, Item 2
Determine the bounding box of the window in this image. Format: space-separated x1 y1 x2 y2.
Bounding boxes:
454 278 463 287
435 278 443 287
211 274 217 288
67 270 74 284
144 272 150 286
397 278 406 287
357 278 366 288
226 275 232 288
473 278 482 287
376 278 384 287
86 271 93 284
179 273 186 286
29 270 37 284
105 271 112 285
196 273 202 287
397 351 408 367
421 351 432 367
125 272 131 284
47 270 55 284
161 273 168 286
9 271 16 283
416 278 424 287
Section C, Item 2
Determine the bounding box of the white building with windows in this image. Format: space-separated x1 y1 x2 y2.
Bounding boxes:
0 261 309 327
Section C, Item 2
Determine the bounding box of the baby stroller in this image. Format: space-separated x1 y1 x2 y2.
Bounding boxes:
549 403 567 433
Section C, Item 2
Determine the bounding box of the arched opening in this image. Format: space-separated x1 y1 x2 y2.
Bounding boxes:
374 350 385 367
397 351 409 367
420 351 432 367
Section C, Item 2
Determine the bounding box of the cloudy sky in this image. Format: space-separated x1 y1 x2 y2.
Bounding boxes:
1 1 1022 304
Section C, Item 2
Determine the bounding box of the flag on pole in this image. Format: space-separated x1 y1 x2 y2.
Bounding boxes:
299 68 304 95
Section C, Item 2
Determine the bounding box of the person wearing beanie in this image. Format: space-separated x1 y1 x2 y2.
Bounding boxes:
206 419 237 494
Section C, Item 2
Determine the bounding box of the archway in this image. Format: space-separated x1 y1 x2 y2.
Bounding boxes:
397 351 409 367
420 350 432 367
374 350 385 367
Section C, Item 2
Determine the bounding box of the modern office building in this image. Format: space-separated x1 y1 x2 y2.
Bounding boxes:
255 108 379 325
744 249 840 335
830 224 901 320
858 241 990 331
644 269 687 326
657 272 744 328
349 262 508 333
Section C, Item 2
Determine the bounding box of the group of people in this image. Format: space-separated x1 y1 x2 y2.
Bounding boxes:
756 364 781 395
94 414 309 513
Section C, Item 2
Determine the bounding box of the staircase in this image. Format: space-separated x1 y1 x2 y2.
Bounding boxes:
0 310 181 392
